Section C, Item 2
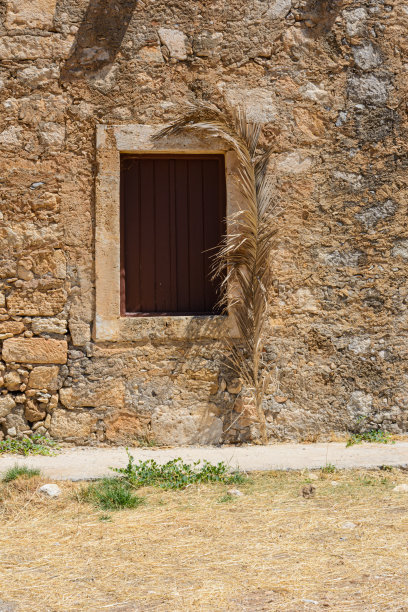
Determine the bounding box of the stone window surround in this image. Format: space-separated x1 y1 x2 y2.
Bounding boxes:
95 123 241 342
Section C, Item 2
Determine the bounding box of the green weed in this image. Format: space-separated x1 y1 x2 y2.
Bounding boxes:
321 463 337 474
112 450 246 490
99 514 113 522
217 493 235 504
346 430 394 447
2 465 41 483
0 435 59 456
80 478 145 511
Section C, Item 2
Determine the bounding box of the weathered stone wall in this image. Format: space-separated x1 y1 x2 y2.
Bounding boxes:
0 0 407 445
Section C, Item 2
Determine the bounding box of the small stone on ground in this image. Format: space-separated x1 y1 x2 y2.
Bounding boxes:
341 521 357 530
393 484 408 492
39 484 61 498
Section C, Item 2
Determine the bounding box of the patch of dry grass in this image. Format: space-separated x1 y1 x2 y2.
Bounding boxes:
0 469 408 611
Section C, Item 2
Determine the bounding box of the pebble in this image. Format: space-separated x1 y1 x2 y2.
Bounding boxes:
393 484 408 493
227 489 244 497
331 481 339 486
39 484 61 498
308 473 318 480
341 521 357 530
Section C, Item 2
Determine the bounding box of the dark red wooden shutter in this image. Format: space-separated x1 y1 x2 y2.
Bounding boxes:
120 154 226 315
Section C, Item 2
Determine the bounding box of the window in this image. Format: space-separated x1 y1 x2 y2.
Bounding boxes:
95 123 239 342
120 154 226 316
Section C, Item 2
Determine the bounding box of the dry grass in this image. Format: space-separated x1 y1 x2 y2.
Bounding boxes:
0 469 408 611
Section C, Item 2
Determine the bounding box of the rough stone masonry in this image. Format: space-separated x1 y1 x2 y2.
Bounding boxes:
0 0 407 446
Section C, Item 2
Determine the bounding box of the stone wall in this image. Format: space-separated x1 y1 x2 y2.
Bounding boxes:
0 0 407 445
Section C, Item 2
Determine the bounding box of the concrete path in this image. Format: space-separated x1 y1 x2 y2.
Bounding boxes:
0 442 407 480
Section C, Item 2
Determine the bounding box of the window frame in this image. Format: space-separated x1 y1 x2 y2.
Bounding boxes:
95 124 241 342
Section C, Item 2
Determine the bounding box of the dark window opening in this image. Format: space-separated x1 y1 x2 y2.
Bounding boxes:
120 154 226 316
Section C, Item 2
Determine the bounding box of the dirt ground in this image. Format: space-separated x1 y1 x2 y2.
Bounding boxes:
1 468 408 611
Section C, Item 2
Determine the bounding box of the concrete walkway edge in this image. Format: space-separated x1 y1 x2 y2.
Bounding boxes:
0 442 407 480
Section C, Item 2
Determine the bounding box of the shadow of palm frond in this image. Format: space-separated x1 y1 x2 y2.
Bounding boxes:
60 0 138 79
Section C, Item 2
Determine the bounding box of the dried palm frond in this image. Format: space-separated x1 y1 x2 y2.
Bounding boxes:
153 102 278 444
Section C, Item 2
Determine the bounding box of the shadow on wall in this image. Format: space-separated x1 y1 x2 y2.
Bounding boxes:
59 0 139 79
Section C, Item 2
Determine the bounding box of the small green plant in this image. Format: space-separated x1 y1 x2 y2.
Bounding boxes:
217 493 235 504
346 430 394 447
321 463 337 474
134 437 158 448
112 450 246 490
2 465 41 483
80 478 145 511
99 514 113 522
379 464 393 471
0 435 59 456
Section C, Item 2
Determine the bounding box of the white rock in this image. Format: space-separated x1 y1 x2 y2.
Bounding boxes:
6 427 16 437
276 151 313 174
343 8 367 37
352 43 382 71
0 126 22 148
17 65 59 87
0 395 16 418
31 318 68 335
308 473 319 481
341 521 357 530
39 484 61 498
331 481 339 487
392 239 408 260
348 74 388 106
228 489 244 496
268 0 291 19
393 484 408 493
38 122 65 148
223 86 276 123
158 28 187 61
348 336 371 354
299 82 329 104
347 391 372 416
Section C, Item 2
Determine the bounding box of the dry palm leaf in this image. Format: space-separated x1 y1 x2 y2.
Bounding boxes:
153 102 278 443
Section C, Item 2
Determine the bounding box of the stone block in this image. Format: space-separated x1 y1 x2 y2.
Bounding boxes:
69 322 91 347
59 380 125 409
150 407 197 445
158 28 187 60
17 65 60 88
6 0 57 30
31 318 67 335
5 410 27 434
105 411 147 443
0 395 16 418
348 74 389 106
28 366 59 392
38 122 66 148
2 338 68 364
0 321 25 340
4 371 21 391
49 408 96 440
7 288 67 316
0 126 22 149
25 400 46 423
0 35 73 60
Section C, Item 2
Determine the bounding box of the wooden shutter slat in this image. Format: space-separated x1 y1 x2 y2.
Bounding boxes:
154 159 172 311
187 159 205 312
139 159 156 311
174 159 190 312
